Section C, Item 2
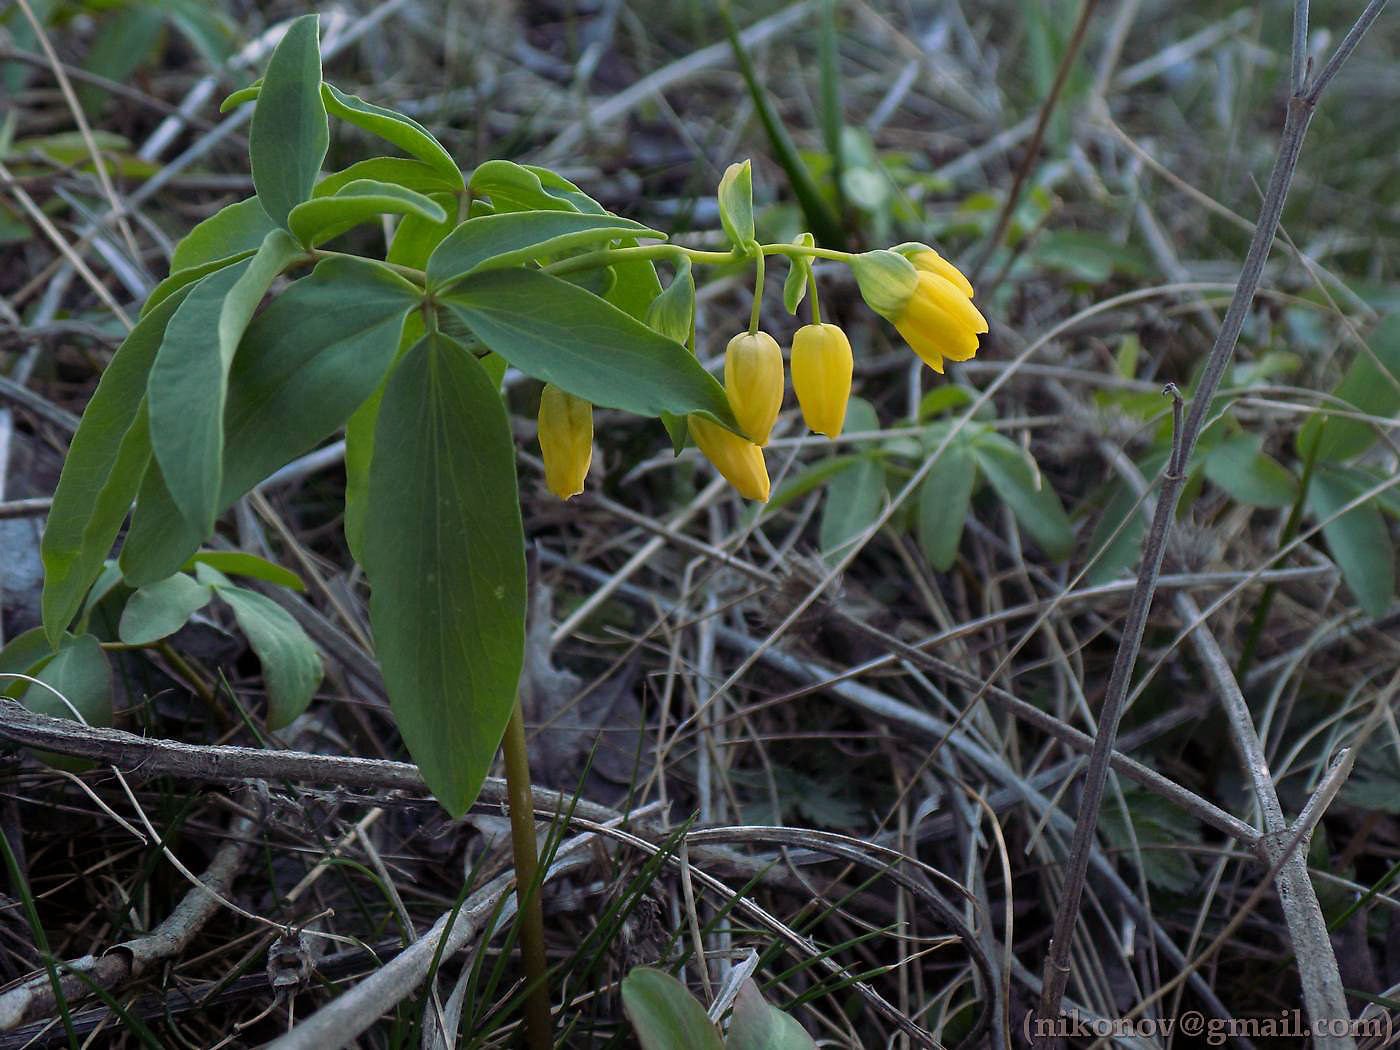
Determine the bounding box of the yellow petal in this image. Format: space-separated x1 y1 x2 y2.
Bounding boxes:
790 323 852 438
922 272 989 334
911 249 975 298
689 416 770 501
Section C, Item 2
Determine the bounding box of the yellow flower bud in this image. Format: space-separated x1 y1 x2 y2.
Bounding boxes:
723 330 785 446
689 416 770 502
537 384 593 499
790 323 852 439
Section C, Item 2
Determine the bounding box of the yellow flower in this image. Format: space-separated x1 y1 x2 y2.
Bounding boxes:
891 269 988 374
537 384 593 499
853 247 987 374
689 416 770 502
723 330 784 446
790 323 852 438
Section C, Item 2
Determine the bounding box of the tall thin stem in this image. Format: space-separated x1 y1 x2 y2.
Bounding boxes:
1032 0 1388 1037
502 696 552 1050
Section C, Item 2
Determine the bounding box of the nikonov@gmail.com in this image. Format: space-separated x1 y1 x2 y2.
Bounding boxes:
1024 1007 1393 1046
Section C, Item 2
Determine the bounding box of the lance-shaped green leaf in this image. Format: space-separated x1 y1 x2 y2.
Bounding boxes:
169 196 277 273
918 440 976 571
219 77 262 112
120 459 204 587
202 570 322 729
343 313 424 566
819 399 884 559
118 572 212 645
442 268 735 427
249 14 327 227
1204 433 1296 508
362 333 526 816
782 233 815 314
321 81 462 189
287 179 447 247
620 969 722 1050
41 289 189 646
144 252 258 319
387 193 457 269
971 432 1075 560
183 552 305 592
717 159 755 249
469 160 580 213
148 230 303 534
426 211 662 289
647 259 696 453
219 256 417 500
315 157 462 198
1308 467 1395 619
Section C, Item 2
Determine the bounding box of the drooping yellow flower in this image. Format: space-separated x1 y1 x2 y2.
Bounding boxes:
537 384 593 499
790 323 852 439
723 330 784 446
689 415 770 502
852 248 987 374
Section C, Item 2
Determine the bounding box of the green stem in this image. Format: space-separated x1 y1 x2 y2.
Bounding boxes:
808 262 824 325
542 241 854 280
310 248 427 286
748 249 765 334
156 640 216 709
502 695 552 1050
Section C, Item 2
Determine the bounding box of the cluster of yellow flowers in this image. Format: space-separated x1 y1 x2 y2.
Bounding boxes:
537 245 985 503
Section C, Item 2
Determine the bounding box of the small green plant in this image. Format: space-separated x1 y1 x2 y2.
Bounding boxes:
18 14 992 1047
622 966 817 1050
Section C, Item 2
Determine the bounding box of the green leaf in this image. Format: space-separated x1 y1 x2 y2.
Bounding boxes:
917 441 976 571
468 160 581 213
362 334 526 816
1296 314 1400 463
27 634 112 724
183 552 305 592
647 259 697 454
717 159 755 249
321 82 462 189
209 578 323 728
287 179 447 247
143 253 257 320
220 256 418 502
917 385 974 421
972 433 1074 559
41 289 189 646
169 196 277 273
727 978 818 1050
0 628 55 683
442 268 735 427
426 211 662 289
1203 434 1296 508
387 192 458 269
118 573 212 645
344 313 424 566
756 454 864 521
148 231 304 534
79 6 165 115
120 459 203 587
219 77 262 112
621 969 723 1050
782 234 815 314
249 14 328 227
1099 786 1202 894
316 157 463 199
819 400 884 559
1084 482 1146 586
1308 467 1395 619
